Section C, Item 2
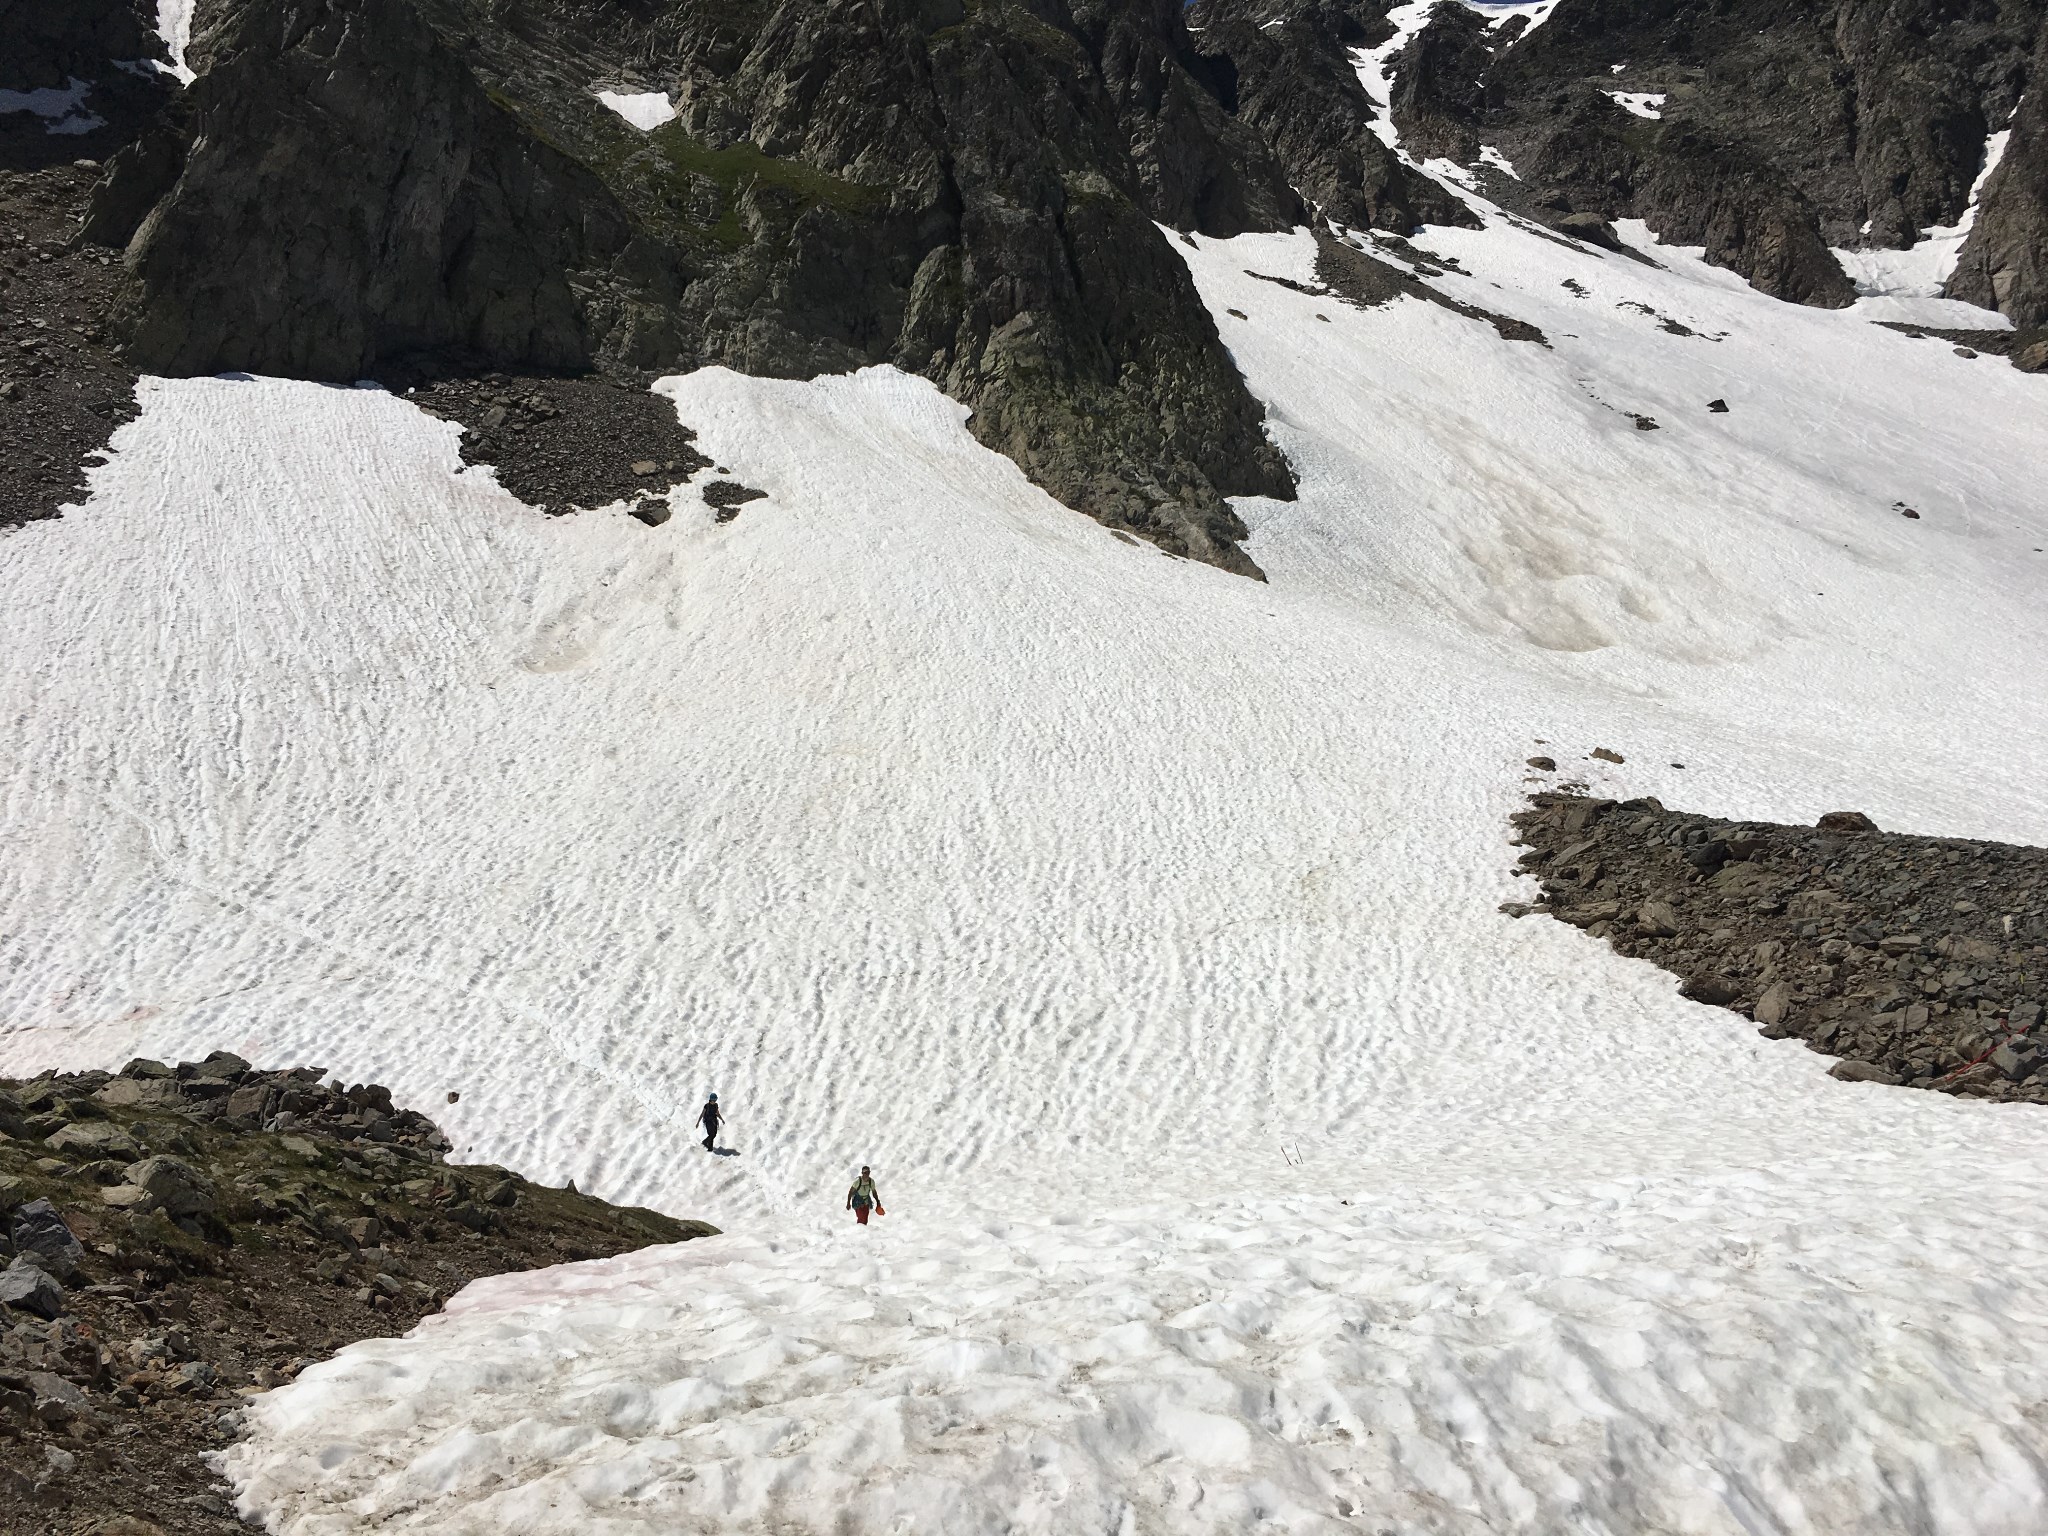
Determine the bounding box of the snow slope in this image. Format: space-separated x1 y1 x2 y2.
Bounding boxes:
6 161 2048 1532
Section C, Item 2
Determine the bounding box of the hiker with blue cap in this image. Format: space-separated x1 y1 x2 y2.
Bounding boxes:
698 1092 721 1152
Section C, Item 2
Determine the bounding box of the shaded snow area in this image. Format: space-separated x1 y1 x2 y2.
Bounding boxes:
1460 0 1562 33
1607 91 1666 119
1833 116 2019 327
155 0 197 83
5 186 2048 1533
0 78 106 135
596 88 678 130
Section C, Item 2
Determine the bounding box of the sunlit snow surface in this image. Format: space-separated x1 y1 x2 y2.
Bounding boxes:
155 0 197 83
5 199 2048 1529
595 89 678 130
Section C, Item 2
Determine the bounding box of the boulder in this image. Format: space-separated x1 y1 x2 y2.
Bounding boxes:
1830 1059 1902 1086
1526 756 1556 771
122 1156 214 1218
45 1120 142 1161
1816 810 1878 832
23 1368 89 1424
10 1199 84 1278
1681 976 1741 1006
1636 900 1680 938
1990 1041 2045 1082
1556 212 1623 250
224 1082 276 1121
1560 900 1622 928
187 1051 251 1083
94 1077 183 1109
0 1260 66 1320
119 1058 174 1079
1754 981 1794 1027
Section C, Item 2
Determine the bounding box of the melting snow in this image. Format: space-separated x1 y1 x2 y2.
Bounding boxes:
596 89 680 130
155 0 197 83
6 185 2046 1532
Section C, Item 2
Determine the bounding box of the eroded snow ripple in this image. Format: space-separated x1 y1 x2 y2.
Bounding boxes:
6 204 2048 1532
225 1174 2048 1534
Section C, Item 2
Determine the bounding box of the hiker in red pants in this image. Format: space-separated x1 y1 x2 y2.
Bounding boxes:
846 1166 883 1225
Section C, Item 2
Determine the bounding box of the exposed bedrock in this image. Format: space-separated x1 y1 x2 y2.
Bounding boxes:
1507 793 2048 1101
1369 0 2044 308
1186 0 1478 233
96 0 1353 574
1951 21 2048 326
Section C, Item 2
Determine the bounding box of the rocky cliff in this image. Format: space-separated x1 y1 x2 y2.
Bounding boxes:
100 0 1349 574
1952 19 2048 326
10 0 2045 557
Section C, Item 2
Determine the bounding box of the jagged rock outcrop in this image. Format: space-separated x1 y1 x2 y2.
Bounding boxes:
1386 0 1490 165
0 0 174 174
1951 22 2048 326
1187 0 1477 232
0 1055 714 1530
0 0 160 91
119 0 632 380
1360 0 2044 309
103 0 1323 574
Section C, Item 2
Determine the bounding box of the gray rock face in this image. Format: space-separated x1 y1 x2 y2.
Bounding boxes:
1951 24 2048 326
0 0 160 92
1366 0 2045 309
123 1156 215 1218
1186 0 1476 233
0 1258 66 1320
119 0 619 381
110 0 1311 575
43 1120 142 1162
10 1198 84 1279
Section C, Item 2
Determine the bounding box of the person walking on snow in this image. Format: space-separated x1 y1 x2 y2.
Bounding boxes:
847 1166 883 1225
698 1093 720 1152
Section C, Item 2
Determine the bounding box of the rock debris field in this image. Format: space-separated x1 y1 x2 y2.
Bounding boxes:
1509 792 2048 1099
0 1056 713 1535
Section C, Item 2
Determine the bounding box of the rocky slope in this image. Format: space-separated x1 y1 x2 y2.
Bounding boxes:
8 0 2045 550
1508 791 2048 1100
0 1054 714 1535
1383 0 2045 310
1952 18 2048 327
93 0 1319 575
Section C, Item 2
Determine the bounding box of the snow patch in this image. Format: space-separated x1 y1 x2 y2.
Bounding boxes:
596 89 679 131
155 0 196 83
0 79 105 135
1608 91 1666 119
1462 0 1562 34
1479 144 1521 179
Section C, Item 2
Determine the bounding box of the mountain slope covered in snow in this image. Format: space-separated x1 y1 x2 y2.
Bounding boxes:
5 0 2048 1531
9 204 2048 1529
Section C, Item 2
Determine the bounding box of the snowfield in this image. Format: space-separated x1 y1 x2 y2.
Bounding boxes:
5 186 2048 1529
